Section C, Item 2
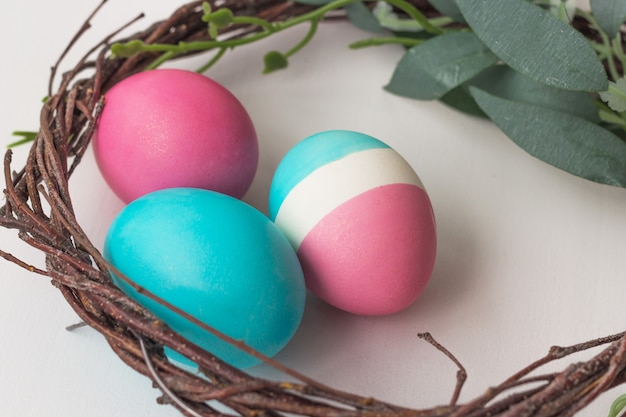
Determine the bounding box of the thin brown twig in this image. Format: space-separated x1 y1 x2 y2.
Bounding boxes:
418 332 467 407
47 0 107 97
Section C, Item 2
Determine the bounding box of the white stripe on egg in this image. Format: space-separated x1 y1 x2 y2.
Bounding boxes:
274 147 424 249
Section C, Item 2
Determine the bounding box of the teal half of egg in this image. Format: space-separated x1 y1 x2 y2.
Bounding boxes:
268 130 390 220
103 188 306 369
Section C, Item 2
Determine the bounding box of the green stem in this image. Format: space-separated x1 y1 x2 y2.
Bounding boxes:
112 0 444 70
611 36 626 76
274 0 359 30
597 100 626 130
386 16 452 32
285 19 319 58
232 15 277 32
350 36 423 49
607 393 626 417
382 0 445 35
146 50 179 70
112 0 357 66
602 41 620 81
196 47 227 73
577 8 620 81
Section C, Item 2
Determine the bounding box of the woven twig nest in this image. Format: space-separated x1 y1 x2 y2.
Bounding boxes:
2 1 626 416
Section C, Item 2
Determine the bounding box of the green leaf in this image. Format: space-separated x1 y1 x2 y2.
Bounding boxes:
457 0 608 92
201 1 212 20
469 87 626 187
439 85 487 117
205 8 234 28
8 131 38 148
440 64 599 121
590 0 626 38
345 1 382 33
600 78 626 112
428 0 466 22
385 31 498 100
263 51 288 74
470 65 599 122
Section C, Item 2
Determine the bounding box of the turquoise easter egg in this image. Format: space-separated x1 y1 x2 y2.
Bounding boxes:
104 188 306 369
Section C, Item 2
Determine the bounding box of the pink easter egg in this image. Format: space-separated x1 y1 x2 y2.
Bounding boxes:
94 69 258 203
269 130 437 316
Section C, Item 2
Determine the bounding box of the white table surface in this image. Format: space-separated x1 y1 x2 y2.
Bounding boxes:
1 1 625 416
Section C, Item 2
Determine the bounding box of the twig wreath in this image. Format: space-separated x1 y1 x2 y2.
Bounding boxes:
2 0 626 416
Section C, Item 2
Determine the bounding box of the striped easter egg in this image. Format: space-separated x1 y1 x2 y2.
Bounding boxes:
269 130 436 316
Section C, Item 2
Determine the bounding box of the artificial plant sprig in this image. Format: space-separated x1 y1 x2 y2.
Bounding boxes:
108 0 626 189
13 0 626 187
263 18 321 73
376 0 626 188
110 0 439 73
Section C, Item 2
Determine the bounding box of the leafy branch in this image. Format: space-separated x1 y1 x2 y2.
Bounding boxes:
111 0 446 73
12 0 626 191
107 0 626 190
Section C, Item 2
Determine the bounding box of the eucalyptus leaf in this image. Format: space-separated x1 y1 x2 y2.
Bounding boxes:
457 0 608 92
439 86 487 117
470 65 599 122
385 31 498 100
345 1 382 33
427 0 465 22
590 0 626 38
469 87 626 187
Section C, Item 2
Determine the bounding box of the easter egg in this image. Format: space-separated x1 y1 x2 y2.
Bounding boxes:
269 130 436 316
104 188 306 369
94 69 258 203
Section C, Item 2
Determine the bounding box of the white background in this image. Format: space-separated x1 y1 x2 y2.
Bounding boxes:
1 1 625 416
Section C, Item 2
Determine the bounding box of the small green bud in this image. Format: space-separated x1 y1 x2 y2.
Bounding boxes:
263 51 288 74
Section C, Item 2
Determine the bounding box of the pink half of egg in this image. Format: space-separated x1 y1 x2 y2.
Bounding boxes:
93 69 258 203
299 183 435 316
